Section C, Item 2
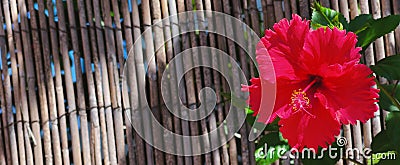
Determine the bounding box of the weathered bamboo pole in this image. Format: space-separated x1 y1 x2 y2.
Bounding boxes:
183 0 209 164
81 0 101 164
339 0 350 21
299 0 310 19
208 1 232 164
120 0 137 164
8 0 26 164
221 0 244 164
0 56 6 165
321 0 331 7
167 0 187 164
65 0 92 164
55 0 83 164
148 0 169 164
3 0 22 164
36 0 64 164
92 0 113 163
274 0 284 21
75 0 103 164
231 0 254 164
291 0 298 14
46 1 70 164
158 0 177 163
176 0 195 164
393 0 400 54
16 0 35 164
130 0 147 162
105 0 127 162
193 0 213 164
331 0 339 10
0 22 11 164
283 0 291 18
203 1 228 164
141 0 160 164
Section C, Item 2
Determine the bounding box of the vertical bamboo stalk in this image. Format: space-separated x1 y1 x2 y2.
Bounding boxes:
183 0 207 164
141 0 159 164
331 0 339 10
204 1 229 164
159 0 177 164
249 0 261 35
284 0 291 18
349 0 359 19
291 0 298 14
176 0 195 164
320 0 331 8
0 52 6 165
130 0 147 163
299 0 310 19
393 0 400 54
339 0 350 21
148 0 167 164
76 0 103 164
46 1 70 164
231 0 255 164
0 23 11 165
8 0 26 164
86 0 109 163
92 0 113 163
381 0 396 56
120 0 137 164
274 0 284 21
36 0 63 164
106 0 127 163
221 0 244 164
16 0 34 164
55 0 83 164
3 0 21 164
194 0 213 164
167 0 186 164
65 0 92 164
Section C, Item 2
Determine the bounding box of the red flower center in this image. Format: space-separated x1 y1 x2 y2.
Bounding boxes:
290 77 321 118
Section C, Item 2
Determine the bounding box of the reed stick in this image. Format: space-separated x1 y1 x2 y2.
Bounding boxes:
55 0 83 164
3 0 22 164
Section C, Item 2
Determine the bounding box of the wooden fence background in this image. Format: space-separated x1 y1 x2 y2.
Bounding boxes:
0 0 399 164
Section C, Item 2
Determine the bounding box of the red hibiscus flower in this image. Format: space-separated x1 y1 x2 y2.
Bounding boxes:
243 14 379 151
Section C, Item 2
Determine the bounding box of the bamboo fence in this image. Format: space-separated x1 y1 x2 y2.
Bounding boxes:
0 0 399 164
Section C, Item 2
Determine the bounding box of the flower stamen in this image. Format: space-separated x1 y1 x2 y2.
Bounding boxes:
290 78 320 118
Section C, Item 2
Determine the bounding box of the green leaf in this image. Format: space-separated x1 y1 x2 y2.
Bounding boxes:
356 15 400 50
385 111 400 152
377 84 400 112
348 14 373 33
371 130 393 153
376 155 400 165
311 2 349 30
371 55 400 81
256 132 287 149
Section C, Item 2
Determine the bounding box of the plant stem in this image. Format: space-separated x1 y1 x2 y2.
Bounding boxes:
375 79 400 109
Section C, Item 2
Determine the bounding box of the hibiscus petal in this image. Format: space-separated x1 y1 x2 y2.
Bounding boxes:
279 99 341 151
257 14 309 82
318 64 379 125
302 28 362 75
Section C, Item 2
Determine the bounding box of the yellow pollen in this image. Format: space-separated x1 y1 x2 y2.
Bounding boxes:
290 89 315 118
